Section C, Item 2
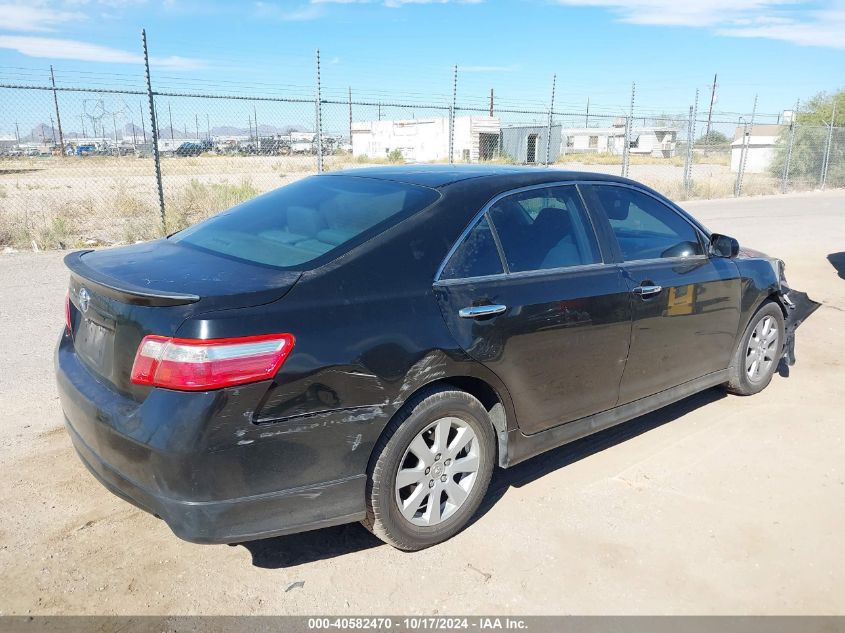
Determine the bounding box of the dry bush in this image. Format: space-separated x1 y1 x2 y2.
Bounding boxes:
165 179 259 232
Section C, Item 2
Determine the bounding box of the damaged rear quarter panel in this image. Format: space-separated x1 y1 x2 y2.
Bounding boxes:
170 181 520 492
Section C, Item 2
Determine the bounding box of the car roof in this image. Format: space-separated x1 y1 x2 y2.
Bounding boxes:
324 164 637 188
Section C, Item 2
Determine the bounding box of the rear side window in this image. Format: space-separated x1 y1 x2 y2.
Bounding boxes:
440 217 504 280
487 185 601 273
171 176 439 268
590 185 704 261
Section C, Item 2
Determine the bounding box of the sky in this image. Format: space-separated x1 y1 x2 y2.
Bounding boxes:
1 0 844 137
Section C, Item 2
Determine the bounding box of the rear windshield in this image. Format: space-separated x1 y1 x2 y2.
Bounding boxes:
170 175 439 268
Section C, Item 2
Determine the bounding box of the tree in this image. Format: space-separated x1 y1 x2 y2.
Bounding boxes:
771 89 845 187
696 130 728 146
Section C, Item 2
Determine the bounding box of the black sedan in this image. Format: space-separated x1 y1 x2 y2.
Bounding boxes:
56 166 818 550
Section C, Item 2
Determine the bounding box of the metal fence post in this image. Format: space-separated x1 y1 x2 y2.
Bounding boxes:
49 65 65 154
315 49 323 173
622 82 635 178
735 94 757 197
781 98 799 193
142 29 167 233
683 107 694 196
545 74 556 167
348 86 353 149
449 65 457 164
683 89 699 196
821 100 836 190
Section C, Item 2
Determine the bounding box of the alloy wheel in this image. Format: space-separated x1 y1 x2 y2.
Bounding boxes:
746 314 779 382
394 416 480 527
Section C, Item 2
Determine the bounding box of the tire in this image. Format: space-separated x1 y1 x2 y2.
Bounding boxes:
362 386 496 551
725 300 785 396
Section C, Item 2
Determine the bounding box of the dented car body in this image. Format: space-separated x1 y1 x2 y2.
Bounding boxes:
56 166 819 545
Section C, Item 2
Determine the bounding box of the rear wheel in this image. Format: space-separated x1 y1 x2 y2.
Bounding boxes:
362 387 495 551
726 301 784 395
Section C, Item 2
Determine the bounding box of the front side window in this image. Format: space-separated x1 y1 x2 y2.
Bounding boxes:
171 175 439 268
487 185 601 273
440 217 503 280
590 185 704 261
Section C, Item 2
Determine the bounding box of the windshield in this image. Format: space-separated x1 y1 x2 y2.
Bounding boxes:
171 175 440 268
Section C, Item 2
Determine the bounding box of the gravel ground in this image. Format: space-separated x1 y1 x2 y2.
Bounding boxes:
0 190 843 615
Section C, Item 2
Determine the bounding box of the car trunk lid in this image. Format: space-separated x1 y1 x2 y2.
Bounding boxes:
65 240 301 399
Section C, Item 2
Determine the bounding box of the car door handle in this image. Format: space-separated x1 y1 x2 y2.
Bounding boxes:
458 304 507 319
632 285 663 298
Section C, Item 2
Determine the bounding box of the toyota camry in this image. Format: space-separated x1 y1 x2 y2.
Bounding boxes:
56 166 818 550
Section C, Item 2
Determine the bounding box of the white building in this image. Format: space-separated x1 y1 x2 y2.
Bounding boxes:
730 124 785 173
563 123 678 157
352 116 500 163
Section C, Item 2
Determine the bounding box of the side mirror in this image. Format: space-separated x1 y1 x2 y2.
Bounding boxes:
710 233 740 258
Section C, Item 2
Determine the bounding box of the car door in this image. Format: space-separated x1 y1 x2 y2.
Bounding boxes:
582 183 742 405
433 184 632 435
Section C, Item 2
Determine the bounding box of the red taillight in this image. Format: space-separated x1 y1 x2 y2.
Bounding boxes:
65 291 72 334
130 333 295 391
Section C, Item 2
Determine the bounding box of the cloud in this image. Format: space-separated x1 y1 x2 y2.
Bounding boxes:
254 1 325 19
0 4 85 31
0 35 203 69
552 0 845 48
312 0 483 5
719 8 845 49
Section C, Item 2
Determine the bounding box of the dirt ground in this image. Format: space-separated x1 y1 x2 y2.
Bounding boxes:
1 153 782 249
0 190 843 615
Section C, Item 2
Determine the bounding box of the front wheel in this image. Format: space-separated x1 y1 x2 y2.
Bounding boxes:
362 387 495 551
725 301 785 396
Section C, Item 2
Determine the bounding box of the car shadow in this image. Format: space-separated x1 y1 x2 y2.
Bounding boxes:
237 387 726 569
827 252 845 280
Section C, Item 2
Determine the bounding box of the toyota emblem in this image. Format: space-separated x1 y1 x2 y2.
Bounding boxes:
78 288 90 313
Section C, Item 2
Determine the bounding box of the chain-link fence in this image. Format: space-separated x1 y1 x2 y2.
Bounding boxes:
1 55 843 251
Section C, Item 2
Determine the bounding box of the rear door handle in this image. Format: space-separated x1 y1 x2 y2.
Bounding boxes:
632 285 663 298
459 304 507 319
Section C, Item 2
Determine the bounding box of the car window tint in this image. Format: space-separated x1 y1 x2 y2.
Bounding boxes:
170 176 439 269
440 217 504 280
487 186 601 273
592 185 704 261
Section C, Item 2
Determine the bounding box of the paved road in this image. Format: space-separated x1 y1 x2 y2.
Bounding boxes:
0 190 843 615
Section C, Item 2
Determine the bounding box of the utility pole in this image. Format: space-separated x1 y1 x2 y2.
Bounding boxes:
14 121 20 144
705 73 717 141
585 97 590 127
489 88 494 117
79 114 86 138
168 102 174 140
50 115 56 144
49 65 65 153
195 113 199 140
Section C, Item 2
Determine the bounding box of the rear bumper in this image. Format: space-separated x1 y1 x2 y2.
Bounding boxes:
56 334 373 544
66 418 365 543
